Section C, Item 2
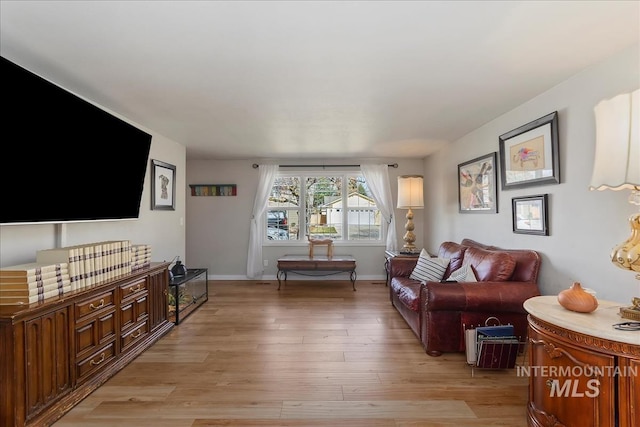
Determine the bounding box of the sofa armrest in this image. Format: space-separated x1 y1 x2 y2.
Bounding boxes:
389 257 418 278
422 281 540 314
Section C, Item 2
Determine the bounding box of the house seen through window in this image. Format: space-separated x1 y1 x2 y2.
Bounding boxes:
266 173 382 243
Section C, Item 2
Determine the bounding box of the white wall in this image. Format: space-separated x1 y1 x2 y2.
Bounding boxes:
186 158 425 280
424 45 640 304
0 126 187 269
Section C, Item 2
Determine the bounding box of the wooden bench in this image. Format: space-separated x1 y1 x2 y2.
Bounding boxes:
276 255 357 291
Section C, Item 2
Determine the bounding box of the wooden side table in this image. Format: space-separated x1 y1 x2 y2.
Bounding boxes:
384 250 420 286
523 296 639 427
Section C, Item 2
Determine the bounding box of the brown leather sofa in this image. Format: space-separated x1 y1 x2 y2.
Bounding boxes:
388 238 541 356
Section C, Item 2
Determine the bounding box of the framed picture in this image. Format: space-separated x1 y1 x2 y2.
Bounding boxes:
512 194 549 235
458 152 498 213
499 111 559 190
151 159 176 210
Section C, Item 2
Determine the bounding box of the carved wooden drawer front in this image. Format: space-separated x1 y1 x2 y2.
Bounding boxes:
74 309 116 359
75 290 115 320
120 320 149 354
75 342 116 383
74 290 117 362
119 278 147 300
120 278 149 334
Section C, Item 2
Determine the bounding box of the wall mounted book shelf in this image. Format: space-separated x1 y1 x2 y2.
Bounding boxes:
189 184 237 196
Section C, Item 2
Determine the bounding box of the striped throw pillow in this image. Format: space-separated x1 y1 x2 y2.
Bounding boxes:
447 265 478 282
409 249 450 283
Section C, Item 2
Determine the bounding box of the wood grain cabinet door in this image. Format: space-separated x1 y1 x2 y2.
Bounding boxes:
147 268 169 332
528 327 615 427
24 306 72 421
618 357 639 427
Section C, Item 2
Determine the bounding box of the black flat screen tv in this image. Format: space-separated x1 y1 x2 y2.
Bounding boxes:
1 56 152 225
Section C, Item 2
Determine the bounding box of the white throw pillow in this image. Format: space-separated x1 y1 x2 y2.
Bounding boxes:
409 249 450 283
447 265 478 282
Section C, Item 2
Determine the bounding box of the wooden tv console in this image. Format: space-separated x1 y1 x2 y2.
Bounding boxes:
0 262 173 427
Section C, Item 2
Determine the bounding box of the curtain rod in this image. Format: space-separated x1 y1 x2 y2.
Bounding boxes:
252 163 398 169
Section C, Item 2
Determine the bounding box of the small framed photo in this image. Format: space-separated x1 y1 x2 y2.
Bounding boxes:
151 159 176 210
512 194 549 235
458 152 498 213
499 111 559 190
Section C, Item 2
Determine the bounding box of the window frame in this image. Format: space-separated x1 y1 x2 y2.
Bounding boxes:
263 170 385 246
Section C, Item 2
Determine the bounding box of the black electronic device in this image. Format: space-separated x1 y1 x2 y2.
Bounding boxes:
0 56 152 225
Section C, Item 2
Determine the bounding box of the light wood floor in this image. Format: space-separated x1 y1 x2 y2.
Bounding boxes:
53 280 529 427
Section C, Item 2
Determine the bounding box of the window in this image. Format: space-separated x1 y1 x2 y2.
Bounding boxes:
265 172 383 243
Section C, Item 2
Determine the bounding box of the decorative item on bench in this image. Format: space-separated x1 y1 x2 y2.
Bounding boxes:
465 317 521 373
307 235 333 258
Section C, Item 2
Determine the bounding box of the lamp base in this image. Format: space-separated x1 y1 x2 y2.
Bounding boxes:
611 212 640 272
402 207 417 253
620 306 640 321
620 296 640 320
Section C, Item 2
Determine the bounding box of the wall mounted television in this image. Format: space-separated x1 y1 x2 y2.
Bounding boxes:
1 56 152 225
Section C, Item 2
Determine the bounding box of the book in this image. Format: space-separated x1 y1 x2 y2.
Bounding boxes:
83 244 94 287
0 268 69 285
0 285 72 305
94 243 104 284
476 338 520 369
101 241 115 280
36 248 82 290
96 240 132 278
0 262 68 278
476 324 515 338
0 274 70 291
0 279 71 296
473 323 520 369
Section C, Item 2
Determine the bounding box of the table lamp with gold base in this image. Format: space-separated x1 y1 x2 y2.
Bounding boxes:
591 89 639 319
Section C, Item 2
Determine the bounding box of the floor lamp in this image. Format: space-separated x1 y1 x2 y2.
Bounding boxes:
590 88 639 320
397 175 424 254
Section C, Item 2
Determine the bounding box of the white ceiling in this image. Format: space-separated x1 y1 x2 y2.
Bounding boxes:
1 1 638 160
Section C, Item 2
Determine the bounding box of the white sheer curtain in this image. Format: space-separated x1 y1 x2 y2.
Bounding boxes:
246 164 279 278
360 164 398 251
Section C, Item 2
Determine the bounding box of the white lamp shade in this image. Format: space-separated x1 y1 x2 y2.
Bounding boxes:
590 89 640 191
397 175 424 208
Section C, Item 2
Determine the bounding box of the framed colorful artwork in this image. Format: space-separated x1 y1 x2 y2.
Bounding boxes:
499 111 559 190
458 152 498 213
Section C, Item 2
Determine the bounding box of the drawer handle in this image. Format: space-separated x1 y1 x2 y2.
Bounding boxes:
90 352 106 366
89 299 105 310
129 284 142 293
131 329 142 339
